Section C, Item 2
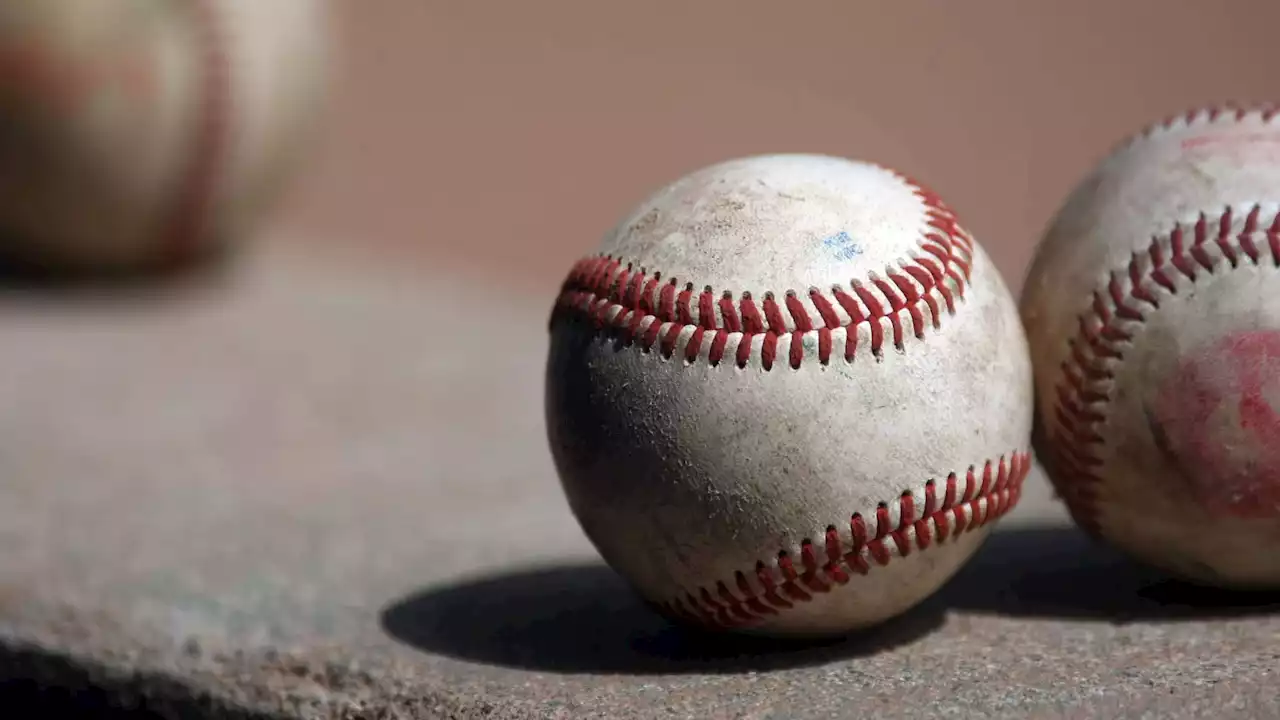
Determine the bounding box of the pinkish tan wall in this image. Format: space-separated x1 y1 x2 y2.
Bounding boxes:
274 0 1280 297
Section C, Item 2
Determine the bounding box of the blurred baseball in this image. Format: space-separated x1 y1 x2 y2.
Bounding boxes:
0 0 329 274
1022 105 1280 588
545 154 1033 637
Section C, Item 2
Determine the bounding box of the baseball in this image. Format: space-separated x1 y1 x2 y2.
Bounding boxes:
0 0 329 274
545 154 1033 637
1022 105 1280 588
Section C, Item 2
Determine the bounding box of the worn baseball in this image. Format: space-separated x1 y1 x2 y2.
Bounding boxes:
0 0 329 274
545 154 1033 637
1022 105 1280 588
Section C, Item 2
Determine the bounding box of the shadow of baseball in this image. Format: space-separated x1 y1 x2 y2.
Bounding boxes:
381 524 1280 674
378 563 945 675
939 524 1280 622
0 231 238 295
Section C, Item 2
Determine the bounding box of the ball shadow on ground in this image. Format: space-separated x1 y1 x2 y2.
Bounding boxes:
0 239 236 299
382 524 1280 675
379 563 946 675
938 524 1280 622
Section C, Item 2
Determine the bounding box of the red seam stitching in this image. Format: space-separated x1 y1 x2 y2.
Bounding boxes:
159 0 230 265
656 451 1031 630
1119 102 1279 154
549 174 974 369
1047 203 1279 536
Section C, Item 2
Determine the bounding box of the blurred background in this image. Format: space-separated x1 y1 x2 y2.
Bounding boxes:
275 0 1280 299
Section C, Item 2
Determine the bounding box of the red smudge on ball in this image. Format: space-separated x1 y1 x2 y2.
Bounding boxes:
1152 330 1280 519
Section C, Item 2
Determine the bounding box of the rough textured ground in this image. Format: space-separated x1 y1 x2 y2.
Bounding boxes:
2 243 1279 719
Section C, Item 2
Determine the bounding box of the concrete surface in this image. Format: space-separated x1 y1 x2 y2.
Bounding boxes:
3 242 1280 719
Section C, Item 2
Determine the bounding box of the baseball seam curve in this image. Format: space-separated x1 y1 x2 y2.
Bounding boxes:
159 0 232 264
659 451 1031 630
550 176 975 370
1047 202 1280 536
1137 103 1278 143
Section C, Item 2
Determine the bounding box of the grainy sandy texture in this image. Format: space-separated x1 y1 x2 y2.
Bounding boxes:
2 243 1279 719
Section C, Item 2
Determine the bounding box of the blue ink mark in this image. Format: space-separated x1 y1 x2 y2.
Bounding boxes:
822 231 863 261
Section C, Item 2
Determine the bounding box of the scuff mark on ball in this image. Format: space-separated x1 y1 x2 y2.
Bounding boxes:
1152 329 1280 519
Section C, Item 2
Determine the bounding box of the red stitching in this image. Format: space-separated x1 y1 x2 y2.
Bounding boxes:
550 174 974 369
159 0 231 265
1047 203 1280 535
656 451 1030 630
1102 103 1280 162
1140 102 1280 139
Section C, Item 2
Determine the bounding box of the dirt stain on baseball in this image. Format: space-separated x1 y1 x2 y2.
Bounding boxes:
1151 329 1280 519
